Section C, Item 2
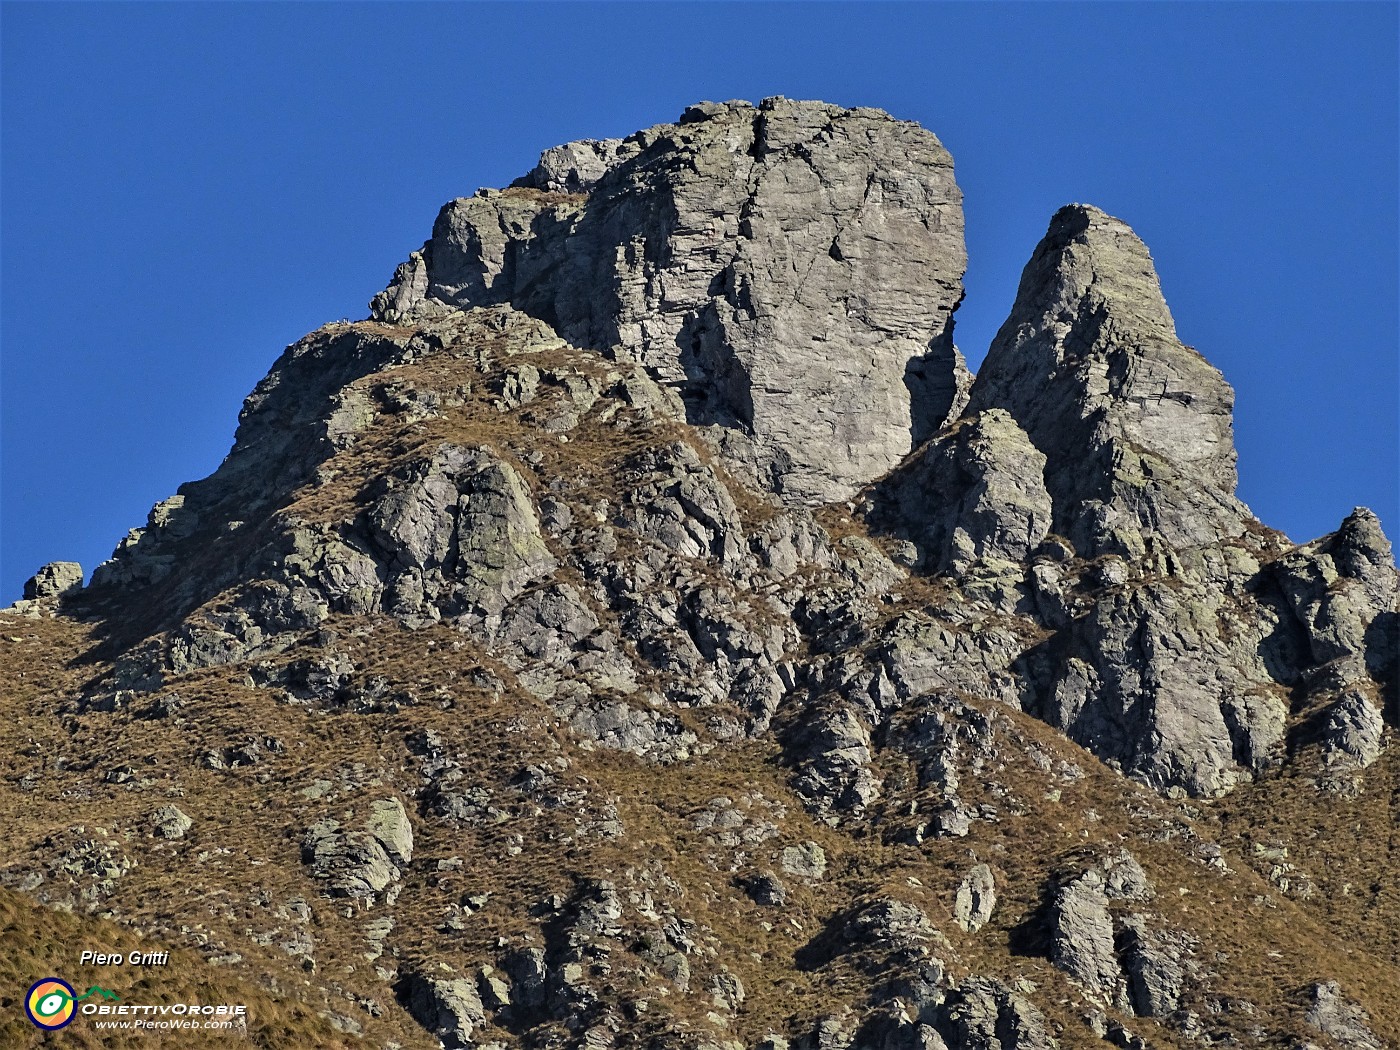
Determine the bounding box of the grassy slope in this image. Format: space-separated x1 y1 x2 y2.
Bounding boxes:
1 320 1394 1048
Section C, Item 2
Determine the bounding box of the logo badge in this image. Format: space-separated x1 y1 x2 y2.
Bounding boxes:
25 977 77 1030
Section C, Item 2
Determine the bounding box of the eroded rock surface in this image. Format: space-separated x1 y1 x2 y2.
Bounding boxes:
967 203 1246 559
372 97 967 504
1050 870 1128 1010
8 98 1398 1050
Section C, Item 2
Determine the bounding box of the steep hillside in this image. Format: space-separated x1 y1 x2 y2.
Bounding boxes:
4 98 1395 1050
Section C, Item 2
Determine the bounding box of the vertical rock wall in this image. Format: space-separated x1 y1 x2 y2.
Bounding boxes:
372 98 968 503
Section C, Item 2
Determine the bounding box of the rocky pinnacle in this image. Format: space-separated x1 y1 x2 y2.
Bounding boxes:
968 203 1246 559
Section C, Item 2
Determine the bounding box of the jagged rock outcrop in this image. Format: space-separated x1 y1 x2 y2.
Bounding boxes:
966 203 1246 560
1042 852 1200 1030
6 560 85 617
1276 508 1397 675
371 97 967 503
367 443 556 631
1304 980 1382 1050
1020 574 1292 796
1273 507 1398 761
66 118 1392 808
860 202 1398 799
301 800 415 903
397 972 487 1049
934 977 1057 1050
149 804 193 840
1119 915 1185 1020
1049 870 1128 1010
871 408 1051 574
5 98 1399 1050
953 863 996 932
24 561 84 601
366 798 414 866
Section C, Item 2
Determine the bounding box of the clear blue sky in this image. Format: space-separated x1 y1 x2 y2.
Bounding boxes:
2 2 1396 602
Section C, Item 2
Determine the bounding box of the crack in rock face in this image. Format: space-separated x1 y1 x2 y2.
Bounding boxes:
372 97 968 505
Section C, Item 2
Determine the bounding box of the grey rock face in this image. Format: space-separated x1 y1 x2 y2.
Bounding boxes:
1304 981 1381 1050
872 408 1051 574
302 814 404 902
1267 508 1398 772
1049 870 1127 1010
967 204 1246 559
372 97 967 504
22 561 84 600
779 841 827 879
368 444 556 629
1102 849 1153 902
150 804 193 840
791 702 880 815
366 798 414 866
1275 507 1398 688
1027 578 1289 797
936 977 1057 1050
844 898 939 956
514 137 626 194
563 698 696 761
1119 916 1183 1019
953 863 996 932
1316 688 1385 769
744 871 788 906
621 442 746 567
8 560 85 617
397 972 487 1049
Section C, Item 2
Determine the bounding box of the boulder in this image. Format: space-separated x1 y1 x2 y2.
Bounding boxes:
780 841 827 879
366 798 414 865
22 561 84 600
1049 871 1127 1010
150 804 193 840
953 863 996 933
301 818 401 900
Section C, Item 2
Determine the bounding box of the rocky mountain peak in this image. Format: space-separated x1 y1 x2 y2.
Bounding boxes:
372 97 968 505
1015 203 1179 336
968 203 1244 559
4 101 1398 1050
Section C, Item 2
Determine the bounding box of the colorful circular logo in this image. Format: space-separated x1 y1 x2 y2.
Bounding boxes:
26 978 76 1029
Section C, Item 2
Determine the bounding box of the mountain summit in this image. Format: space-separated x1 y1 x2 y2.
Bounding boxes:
372 97 968 504
4 99 1396 1050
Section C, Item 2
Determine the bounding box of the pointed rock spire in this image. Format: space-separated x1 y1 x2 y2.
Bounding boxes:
968 204 1245 558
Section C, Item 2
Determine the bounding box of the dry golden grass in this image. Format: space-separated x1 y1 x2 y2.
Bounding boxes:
0 887 353 1048
3 311 1394 1049
5 589 1398 1049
